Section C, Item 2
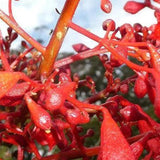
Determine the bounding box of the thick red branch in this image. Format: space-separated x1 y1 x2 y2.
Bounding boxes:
39 0 80 77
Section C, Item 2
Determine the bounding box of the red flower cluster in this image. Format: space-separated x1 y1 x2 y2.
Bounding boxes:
1 0 160 160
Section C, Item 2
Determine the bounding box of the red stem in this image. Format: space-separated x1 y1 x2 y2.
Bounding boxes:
68 21 152 73
8 0 17 23
32 146 100 160
68 21 102 42
54 48 108 68
0 30 11 71
10 47 34 69
103 41 153 73
109 39 147 47
68 21 148 47
0 44 12 71
0 9 45 54
39 0 80 77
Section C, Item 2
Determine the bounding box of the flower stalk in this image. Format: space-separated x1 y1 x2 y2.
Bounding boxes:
39 0 80 77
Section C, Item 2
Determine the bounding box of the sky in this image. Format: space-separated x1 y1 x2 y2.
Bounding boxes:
0 0 157 53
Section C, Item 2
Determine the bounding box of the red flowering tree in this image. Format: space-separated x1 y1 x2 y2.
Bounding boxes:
1 0 160 159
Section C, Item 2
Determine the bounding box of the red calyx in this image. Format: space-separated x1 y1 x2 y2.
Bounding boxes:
120 84 129 94
102 19 115 31
0 82 30 106
120 105 147 122
66 108 89 125
124 1 145 14
44 87 65 111
25 94 52 130
72 43 90 53
101 0 112 13
41 81 76 111
133 23 143 32
134 76 147 98
110 46 128 67
32 127 56 150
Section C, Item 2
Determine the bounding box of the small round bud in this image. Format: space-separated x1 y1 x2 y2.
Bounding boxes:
134 77 147 98
101 0 112 13
86 129 94 137
102 19 115 31
133 23 142 32
120 84 129 94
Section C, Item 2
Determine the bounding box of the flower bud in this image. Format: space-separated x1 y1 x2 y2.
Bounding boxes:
133 23 142 32
7 27 12 37
66 109 89 125
102 19 115 31
120 84 129 94
21 41 28 48
86 129 94 137
10 32 18 42
120 105 140 122
45 88 64 111
72 43 90 53
101 0 112 13
25 95 52 130
134 77 147 98
124 1 145 14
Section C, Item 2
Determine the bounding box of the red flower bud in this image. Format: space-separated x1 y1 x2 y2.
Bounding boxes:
147 85 156 104
25 95 52 130
134 77 147 98
7 27 12 37
0 82 30 106
10 32 18 42
72 43 90 53
66 109 89 125
21 41 28 48
102 19 115 31
120 105 146 122
32 127 56 150
110 46 128 67
120 84 129 94
133 23 142 32
86 129 94 137
43 82 76 111
124 1 145 14
44 88 65 111
101 0 112 13
59 72 72 83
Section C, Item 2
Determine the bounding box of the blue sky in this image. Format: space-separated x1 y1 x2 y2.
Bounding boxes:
0 0 157 52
